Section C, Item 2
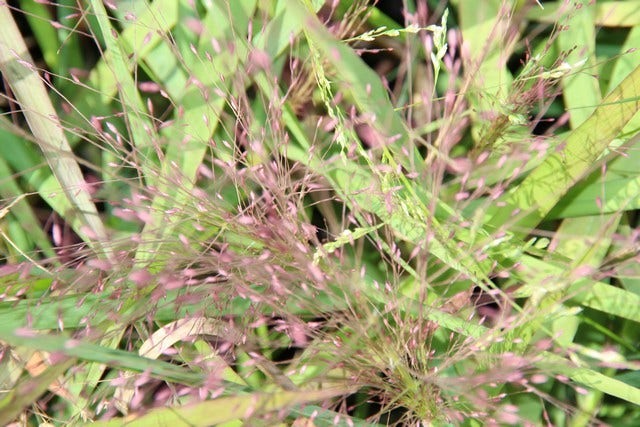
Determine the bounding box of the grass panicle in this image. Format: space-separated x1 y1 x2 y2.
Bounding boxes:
0 1 639 425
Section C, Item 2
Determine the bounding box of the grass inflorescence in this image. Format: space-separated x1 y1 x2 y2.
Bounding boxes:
1 0 640 425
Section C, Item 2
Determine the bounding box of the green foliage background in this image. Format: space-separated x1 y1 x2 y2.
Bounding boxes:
0 0 639 425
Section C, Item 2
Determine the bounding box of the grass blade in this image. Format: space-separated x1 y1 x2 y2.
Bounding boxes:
89 388 350 427
488 65 640 235
0 4 107 249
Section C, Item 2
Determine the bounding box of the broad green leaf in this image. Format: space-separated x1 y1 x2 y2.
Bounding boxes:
568 280 640 324
548 167 640 218
85 0 180 101
17 0 59 70
88 0 159 184
539 352 640 406
487 64 640 235
557 0 598 129
89 388 350 427
528 1 640 28
549 2 608 355
547 136 640 219
455 0 514 145
550 214 620 347
513 255 640 324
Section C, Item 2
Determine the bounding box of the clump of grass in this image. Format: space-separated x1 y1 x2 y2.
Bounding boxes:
1 1 640 426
